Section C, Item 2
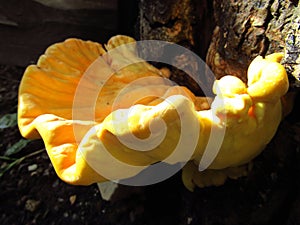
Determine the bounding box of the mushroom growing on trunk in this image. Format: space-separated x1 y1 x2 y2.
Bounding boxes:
18 35 288 191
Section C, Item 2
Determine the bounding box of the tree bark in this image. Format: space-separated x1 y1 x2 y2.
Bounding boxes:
207 0 299 84
281 3 300 89
137 1 300 225
137 0 215 95
138 0 300 89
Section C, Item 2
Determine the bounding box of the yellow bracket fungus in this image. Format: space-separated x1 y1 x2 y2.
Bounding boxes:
18 35 289 190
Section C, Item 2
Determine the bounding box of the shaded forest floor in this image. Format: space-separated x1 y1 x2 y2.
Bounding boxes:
0 64 300 225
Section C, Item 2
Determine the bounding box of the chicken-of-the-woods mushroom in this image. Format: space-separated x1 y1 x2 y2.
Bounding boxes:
18 35 289 190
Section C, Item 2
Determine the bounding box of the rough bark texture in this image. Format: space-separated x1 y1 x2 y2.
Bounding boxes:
137 0 300 93
282 3 300 89
206 0 297 82
137 0 215 96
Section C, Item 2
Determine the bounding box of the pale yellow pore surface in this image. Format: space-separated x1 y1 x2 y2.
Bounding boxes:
18 34 288 187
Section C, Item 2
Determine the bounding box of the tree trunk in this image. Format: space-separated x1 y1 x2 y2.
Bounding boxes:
137 1 300 225
207 0 299 85
138 0 300 88
137 0 215 95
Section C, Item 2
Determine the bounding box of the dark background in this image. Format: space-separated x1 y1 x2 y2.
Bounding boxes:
0 0 138 66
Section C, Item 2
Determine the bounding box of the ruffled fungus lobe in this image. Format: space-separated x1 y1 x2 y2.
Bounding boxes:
18 35 288 190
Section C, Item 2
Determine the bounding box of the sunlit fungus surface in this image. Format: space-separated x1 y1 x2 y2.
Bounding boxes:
18 35 288 190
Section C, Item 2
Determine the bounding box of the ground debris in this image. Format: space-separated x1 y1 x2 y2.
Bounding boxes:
25 199 40 212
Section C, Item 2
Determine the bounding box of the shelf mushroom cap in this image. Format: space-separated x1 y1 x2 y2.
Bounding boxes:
18 35 288 188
